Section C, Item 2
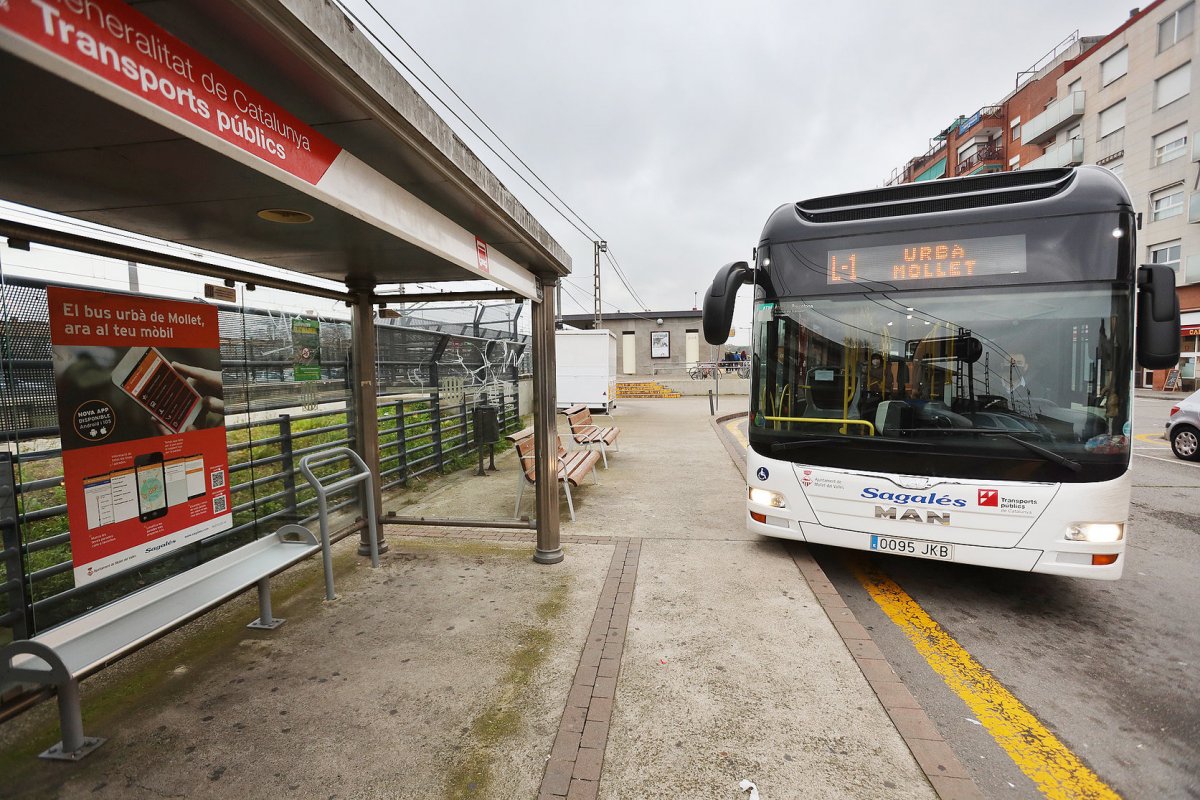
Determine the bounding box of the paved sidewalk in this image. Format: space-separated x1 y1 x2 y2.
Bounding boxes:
1 398 943 799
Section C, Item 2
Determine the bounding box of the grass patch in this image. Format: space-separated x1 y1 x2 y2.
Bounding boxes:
445 581 571 799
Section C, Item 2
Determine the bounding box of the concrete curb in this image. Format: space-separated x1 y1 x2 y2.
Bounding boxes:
709 412 985 800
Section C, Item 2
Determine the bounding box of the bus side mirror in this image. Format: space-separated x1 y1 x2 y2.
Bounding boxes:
1136 264 1181 369
703 261 751 345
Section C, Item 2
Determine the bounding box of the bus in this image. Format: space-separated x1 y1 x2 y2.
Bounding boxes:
702 166 1179 579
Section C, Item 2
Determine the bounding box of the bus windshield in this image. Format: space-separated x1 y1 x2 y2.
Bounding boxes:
750 282 1133 483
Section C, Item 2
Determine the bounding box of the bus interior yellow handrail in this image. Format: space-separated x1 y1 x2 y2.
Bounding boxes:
762 416 876 436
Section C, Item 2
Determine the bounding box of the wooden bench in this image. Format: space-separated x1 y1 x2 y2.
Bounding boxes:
561 403 621 468
507 427 601 522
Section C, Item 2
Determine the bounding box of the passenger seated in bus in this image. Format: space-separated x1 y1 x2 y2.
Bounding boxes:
861 352 887 421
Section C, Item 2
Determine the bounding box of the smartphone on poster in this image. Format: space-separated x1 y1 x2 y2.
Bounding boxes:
134 452 168 523
111 346 203 433
185 454 206 499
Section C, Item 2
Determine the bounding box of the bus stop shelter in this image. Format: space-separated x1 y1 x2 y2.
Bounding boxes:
0 0 572 561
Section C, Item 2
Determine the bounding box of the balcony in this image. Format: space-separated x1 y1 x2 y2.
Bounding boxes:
1025 137 1084 170
1096 128 1125 165
958 105 1005 138
1022 91 1086 145
956 144 1006 175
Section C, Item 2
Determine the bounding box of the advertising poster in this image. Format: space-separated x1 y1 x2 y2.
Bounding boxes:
48 286 232 586
651 330 670 359
291 317 321 381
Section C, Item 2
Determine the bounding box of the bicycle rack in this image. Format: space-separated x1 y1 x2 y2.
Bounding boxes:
298 448 381 600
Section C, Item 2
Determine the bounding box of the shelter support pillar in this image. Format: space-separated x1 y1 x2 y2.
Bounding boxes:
349 279 387 555
532 279 563 564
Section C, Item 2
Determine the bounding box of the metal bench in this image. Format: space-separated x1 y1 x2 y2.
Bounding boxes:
0 447 379 761
561 403 621 468
507 427 601 522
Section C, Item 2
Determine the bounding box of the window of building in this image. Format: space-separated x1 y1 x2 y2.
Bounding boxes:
1102 47 1129 86
1150 240 1183 274
1156 63 1192 109
1154 123 1189 164
1106 160 1124 179
1151 186 1186 220
1186 254 1200 285
1009 155 1020 170
1067 124 1082 141
1099 100 1126 139
1010 118 1021 142
1159 1 1195 52
1067 78 1083 95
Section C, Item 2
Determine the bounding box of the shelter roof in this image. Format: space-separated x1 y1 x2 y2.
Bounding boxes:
0 0 570 298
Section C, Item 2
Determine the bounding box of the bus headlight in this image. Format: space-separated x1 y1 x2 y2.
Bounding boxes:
1065 523 1124 543
749 487 786 508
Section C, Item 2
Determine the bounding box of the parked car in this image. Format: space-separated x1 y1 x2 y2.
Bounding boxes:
1166 389 1200 461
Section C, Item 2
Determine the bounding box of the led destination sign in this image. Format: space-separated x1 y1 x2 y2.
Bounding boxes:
827 234 1026 285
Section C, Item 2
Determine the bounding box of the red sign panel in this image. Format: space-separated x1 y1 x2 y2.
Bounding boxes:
475 236 491 273
48 287 232 586
0 0 341 184
1182 325 1200 337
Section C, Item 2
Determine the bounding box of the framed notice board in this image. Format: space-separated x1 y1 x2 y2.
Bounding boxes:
1165 368 1181 390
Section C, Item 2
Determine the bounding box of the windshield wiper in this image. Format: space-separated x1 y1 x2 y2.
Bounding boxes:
979 431 1082 472
770 437 842 453
890 428 1082 471
769 436 931 455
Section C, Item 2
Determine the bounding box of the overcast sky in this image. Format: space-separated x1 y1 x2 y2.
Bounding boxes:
343 0 1142 333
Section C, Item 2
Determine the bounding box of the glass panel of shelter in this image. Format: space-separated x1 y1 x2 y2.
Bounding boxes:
375 299 532 525
0 244 362 639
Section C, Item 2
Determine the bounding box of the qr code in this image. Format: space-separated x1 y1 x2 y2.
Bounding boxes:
212 494 228 514
210 468 226 489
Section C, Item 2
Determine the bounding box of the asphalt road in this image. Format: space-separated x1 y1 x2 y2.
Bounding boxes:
805 395 1200 799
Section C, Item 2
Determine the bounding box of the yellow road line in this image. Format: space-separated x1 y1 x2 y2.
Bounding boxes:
1133 433 1167 446
725 419 750 450
850 560 1121 800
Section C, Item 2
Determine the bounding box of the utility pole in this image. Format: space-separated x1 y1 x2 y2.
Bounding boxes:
593 240 606 329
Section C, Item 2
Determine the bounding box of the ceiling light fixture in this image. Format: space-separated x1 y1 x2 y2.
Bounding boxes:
257 208 314 224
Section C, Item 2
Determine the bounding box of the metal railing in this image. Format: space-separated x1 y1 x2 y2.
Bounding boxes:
956 144 1006 176
687 360 751 380
0 384 520 642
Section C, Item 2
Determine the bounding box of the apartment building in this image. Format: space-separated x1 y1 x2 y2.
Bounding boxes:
888 1 1200 389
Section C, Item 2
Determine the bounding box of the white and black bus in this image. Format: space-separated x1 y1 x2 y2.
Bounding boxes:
703 166 1179 579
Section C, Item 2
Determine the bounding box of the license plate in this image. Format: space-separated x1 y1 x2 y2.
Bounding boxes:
869 535 954 561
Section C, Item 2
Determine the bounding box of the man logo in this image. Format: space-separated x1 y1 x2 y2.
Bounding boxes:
978 489 999 507
875 506 951 525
